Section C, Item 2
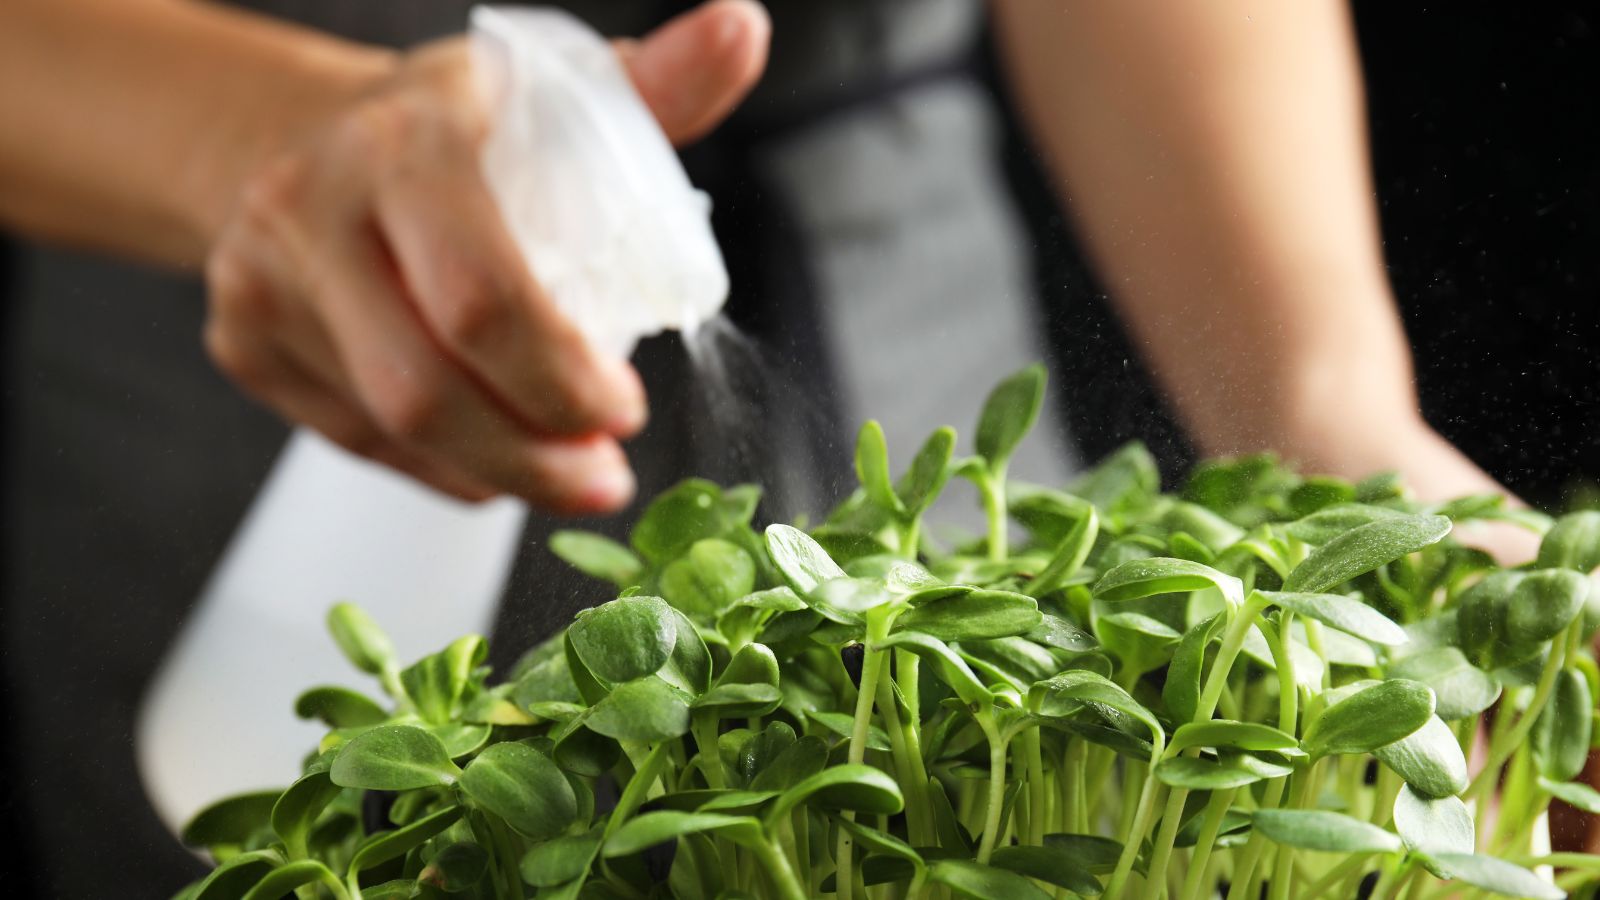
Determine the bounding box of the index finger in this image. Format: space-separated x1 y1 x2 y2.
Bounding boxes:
370 113 649 440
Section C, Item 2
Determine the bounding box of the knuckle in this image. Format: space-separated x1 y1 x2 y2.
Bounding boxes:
203 323 270 388
342 98 423 165
546 371 601 427
238 154 311 226
322 420 385 459
368 377 445 442
545 344 628 430
205 251 278 327
434 275 510 350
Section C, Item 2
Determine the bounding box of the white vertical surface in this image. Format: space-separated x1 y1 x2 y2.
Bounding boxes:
136 430 527 833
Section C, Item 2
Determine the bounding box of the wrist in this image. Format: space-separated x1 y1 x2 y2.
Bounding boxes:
181 28 399 248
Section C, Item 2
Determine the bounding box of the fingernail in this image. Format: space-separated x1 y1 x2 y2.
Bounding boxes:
715 3 749 48
714 0 770 53
599 358 649 436
581 465 636 511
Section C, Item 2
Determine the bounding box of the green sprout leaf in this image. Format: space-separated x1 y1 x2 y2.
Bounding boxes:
550 530 643 587
400 634 485 725
765 764 904 823
585 676 692 742
346 805 462 877
329 725 460 790
1155 756 1277 790
928 858 1053 900
1250 809 1402 854
1539 776 1600 814
894 589 1041 642
521 830 603 888
604 811 767 857
270 770 341 859
855 420 906 515
659 538 757 618
237 859 343 900
987 846 1102 895
1282 514 1452 593
1387 648 1502 720
567 595 677 685
1393 785 1475 859
897 426 957 515
1164 613 1224 725
1373 715 1470 798
326 602 396 676
180 791 280 848
293 685 387 729
459 742 578 840
764 524 846 594
1092 557 1245 607
974 363 1046 472
1168 720 1301 756
1533 669 1594 783
1425 853 1565 900
630 479 732 565
1256 590 1408 646
1302 680 1435 759
1538 511 1600 573
1505 569 1589 648
1030 670 1163 749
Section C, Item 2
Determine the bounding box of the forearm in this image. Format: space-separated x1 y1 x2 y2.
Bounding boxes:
993 0 1422 475
0 0 394 265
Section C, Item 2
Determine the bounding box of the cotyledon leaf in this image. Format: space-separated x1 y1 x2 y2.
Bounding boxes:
1250 809 1402 855
1283 514 1452 593
1093 558 1244 607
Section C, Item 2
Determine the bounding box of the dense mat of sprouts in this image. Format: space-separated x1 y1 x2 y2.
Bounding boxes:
178 365 1600 900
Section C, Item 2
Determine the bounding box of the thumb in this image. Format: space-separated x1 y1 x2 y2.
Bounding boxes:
618 0 770 145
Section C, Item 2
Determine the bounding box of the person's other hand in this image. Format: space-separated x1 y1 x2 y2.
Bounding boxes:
1285 411 1544 565
203 0 769 513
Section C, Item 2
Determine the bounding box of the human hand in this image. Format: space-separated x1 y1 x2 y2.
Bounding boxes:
1283 411 1543 565
202 1 769 513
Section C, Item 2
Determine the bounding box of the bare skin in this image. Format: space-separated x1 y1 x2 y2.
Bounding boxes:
0 0 770 514
0 0 1541 566
992 0 1540 563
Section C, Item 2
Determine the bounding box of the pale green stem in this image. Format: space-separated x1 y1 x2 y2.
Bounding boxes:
876 654 933 845
981 467 1008 561
840 615 894 900
1465 622 1575 803
693 713 725 790
838 651 888 900
793 809 814 895
1085 745 1118 816
1023 728 1047 846
752 839 810 900
1508 852 1600 871
1064 740 1088 834
1195 597 1268 724
1267 767 1317 900
974 712 1010 863
1104 740 1168 900
1141 786 1190 900
1297 852 1370 900
1223 777 1288 900
1371 860 1419 900
1142 598 1268 900
1179 787 1238 900
1370 765 1403 827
